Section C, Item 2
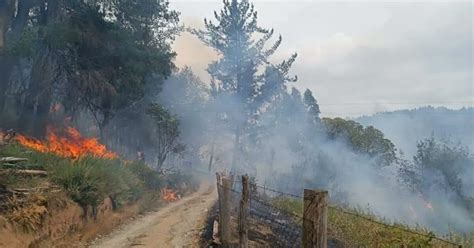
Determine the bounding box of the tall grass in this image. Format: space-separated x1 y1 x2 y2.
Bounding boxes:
270 197 468 247
1 144 167 220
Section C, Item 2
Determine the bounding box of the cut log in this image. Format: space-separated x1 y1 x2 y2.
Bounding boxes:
0 169 47 176
0 157 28 163
12 186 58 192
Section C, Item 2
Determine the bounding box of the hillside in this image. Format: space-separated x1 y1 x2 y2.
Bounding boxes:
356 107 474 157
0 138 197 247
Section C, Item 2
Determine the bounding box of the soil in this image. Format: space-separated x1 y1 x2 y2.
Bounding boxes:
88 183 216 248
0 191 155 248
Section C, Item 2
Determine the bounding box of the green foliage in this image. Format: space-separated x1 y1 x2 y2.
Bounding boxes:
449 231 474 247
147 103 184 168
49 157 149 212
96 158 143 206
50 158 106 210
303 89 320 125
126 160 162 190
6 27 38 57
191 0 297 119
163 171 198 193
0 143 67 170
323 118 397 166
1 143 196 216
413 137 473 203
1 0 180 135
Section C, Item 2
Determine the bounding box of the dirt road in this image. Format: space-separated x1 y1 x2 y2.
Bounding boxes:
89 184 216 248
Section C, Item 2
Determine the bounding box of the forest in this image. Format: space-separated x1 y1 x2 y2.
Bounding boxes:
0 0 473 246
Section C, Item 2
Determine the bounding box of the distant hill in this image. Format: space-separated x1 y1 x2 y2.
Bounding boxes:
355 106 474 157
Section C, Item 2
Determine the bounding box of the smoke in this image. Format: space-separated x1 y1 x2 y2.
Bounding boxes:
157 69 474 234
157 29 474 234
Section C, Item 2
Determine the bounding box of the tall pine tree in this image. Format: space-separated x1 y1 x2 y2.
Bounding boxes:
191 0 297 169
303 89 321 125
191 0 296 116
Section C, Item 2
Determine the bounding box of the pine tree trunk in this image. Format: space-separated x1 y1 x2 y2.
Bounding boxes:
0 0 13 50
231 124 241 170
18 47 55 137
0 57 14 114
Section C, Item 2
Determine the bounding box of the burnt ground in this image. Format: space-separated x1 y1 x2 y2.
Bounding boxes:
200 200 342 248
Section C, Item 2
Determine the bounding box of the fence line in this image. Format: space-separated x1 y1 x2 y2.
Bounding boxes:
217 173 462 247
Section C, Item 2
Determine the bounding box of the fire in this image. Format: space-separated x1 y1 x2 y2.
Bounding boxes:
161 188 178 202
15 125 117 159
418 193 435 212
423 200 434 212
50 103 62 113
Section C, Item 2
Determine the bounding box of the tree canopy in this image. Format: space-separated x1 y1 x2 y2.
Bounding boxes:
0 0 179 137
191 0 297 118
323 118 397 166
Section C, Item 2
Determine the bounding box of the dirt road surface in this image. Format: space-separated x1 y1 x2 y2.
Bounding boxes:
89 184 216 248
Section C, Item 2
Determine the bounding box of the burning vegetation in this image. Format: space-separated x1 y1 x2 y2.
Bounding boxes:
161 188 179 202
14 125 117 159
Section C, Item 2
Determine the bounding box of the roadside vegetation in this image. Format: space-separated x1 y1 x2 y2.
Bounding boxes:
0 142 197 233
271 197 473 247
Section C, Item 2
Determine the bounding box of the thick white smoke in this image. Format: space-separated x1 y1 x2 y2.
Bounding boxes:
158 69 474 234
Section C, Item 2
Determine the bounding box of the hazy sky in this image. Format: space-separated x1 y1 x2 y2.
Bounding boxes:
170 0 473 117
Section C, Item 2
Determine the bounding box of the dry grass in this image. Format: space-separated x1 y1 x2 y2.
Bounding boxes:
271 197 467 247
4 193 48 232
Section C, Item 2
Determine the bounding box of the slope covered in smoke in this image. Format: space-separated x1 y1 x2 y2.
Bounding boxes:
356 107 474 157
158 0 474 237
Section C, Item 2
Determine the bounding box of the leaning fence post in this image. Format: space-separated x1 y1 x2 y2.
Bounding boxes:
215 173 223 243
239 175 249 248
303 189 328 248
221 176 232 245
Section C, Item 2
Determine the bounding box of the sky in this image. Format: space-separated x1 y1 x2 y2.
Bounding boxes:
170 0 473 117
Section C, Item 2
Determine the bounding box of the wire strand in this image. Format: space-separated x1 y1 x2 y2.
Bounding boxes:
225 176 461 247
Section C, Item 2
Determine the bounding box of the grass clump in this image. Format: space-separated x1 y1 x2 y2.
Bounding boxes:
4 194 48 232
49 157 148 218
0 143 66 170
49 158 108 219
126 160 162 190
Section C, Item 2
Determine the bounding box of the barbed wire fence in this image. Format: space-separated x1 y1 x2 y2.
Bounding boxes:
213 171 462 248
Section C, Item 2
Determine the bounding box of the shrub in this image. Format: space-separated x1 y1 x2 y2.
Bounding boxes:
50 157 147 218
164 171 198 193
126 161 162 190
99 159 143 209
49 158 106 219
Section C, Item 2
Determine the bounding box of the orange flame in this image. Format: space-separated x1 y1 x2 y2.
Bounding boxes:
15 125 117 159
418 193 435 212
423 200 434 212
50 103 61 113
161 188 178 202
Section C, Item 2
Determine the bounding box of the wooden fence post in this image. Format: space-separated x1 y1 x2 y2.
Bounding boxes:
221 176 232 245
215 173 223 244
303 189 328 248
239 175 249 248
